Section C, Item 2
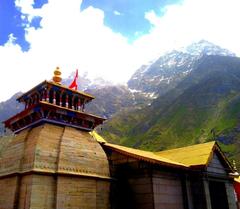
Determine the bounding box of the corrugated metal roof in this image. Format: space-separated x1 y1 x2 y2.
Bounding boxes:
97 138 233 171
155 141 216 167
235 176 240 183
103 142 187 168
90 131 107 143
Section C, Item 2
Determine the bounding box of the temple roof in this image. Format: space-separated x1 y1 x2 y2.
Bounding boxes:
4 68 104 133
102 142 186 168
96 138 234 171
155 141 224 168
90 131 107 143
17 80 94 102
235 176 240 183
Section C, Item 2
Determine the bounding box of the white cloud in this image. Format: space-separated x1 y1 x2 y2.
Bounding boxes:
0 0 137 101
140 0 240 56
113 10 122 16
1 0 240 102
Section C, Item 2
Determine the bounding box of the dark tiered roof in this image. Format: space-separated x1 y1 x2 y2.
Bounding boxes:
4 70 105 133
17 80 95 103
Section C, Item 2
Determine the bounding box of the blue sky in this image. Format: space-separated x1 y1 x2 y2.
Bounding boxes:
81 0 179 42
0 0 179 51
0 0 240 102
0 0 47 51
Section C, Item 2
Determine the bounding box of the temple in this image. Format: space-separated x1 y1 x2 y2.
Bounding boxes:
0 68 239 209
4 67 105 133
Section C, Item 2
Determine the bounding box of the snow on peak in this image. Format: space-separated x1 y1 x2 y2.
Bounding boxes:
128 40 236 96
182 40 236 57
133 40 235 78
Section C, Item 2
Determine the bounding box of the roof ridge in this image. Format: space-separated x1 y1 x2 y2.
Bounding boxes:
156 141 216 154
103 142 187 168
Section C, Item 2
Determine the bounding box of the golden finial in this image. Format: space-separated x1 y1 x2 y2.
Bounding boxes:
53 66 62 84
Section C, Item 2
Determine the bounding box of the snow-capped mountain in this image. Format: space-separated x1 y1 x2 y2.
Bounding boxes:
128 40 236 96
0 40 238 135
183 40 235 57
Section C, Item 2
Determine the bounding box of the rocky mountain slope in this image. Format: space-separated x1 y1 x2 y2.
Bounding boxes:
0 92 23 135
63 71 153 118
1 40 240 166
128 40 235 96
86 85 150 118
100 42 240 166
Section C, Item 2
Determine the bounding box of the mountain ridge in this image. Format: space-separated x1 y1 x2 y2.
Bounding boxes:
1 40 240 166
128 40 236 96
100 54 240 167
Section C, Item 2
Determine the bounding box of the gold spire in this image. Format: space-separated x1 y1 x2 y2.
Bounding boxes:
53 66 62 84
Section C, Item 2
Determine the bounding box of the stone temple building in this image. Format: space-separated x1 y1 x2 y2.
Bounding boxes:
0 68 238 209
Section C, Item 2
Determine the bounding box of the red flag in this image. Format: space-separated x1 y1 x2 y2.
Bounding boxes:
69 69 78 90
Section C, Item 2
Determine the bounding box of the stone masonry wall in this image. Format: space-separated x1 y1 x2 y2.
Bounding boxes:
152 170 184 209
56 176 110 209
0 176 19 209
0 124 110 209
127 175 154 209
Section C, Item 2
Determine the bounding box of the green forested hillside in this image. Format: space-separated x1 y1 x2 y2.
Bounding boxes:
1 54 240 168
100 55 240 166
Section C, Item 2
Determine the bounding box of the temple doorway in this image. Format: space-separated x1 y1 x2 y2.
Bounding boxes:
209 180 229 209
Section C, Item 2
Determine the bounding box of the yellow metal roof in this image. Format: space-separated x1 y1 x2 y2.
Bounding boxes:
103 142 186 168
90 131 107 143
155 141 216 167
235 176 240 183
94 133 232 170
100 139 233 170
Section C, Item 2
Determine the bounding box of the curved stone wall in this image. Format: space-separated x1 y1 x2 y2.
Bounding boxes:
0 123 110 209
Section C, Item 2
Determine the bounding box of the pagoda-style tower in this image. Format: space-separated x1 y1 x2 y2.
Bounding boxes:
4 67 105 133
0 68 110 209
